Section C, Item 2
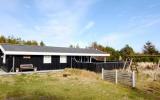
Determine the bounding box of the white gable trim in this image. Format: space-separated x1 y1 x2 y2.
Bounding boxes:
5 51 110 57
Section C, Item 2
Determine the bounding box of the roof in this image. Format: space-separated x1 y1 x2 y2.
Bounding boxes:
0 44 110 56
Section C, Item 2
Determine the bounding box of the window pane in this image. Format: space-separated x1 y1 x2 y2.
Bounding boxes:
23 56 31 59
43 56 51 63
60 56 67 63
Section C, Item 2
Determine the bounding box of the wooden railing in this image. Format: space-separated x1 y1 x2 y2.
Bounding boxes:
102 68 136 87
95 62 124 70
72 61 125 72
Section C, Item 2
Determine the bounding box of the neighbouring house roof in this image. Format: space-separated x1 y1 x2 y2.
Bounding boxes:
0 44 110 56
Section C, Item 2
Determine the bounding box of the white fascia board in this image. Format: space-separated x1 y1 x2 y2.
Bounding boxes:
5 51 110 57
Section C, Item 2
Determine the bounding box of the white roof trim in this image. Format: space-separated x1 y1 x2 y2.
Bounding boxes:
5 51 110 56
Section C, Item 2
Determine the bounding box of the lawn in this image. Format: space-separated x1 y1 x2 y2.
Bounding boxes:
0 68 159 100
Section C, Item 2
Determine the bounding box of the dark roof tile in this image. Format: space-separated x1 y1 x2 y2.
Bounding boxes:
1 44 107 54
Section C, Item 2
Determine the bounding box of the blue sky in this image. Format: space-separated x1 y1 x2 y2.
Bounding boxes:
0 0 160 52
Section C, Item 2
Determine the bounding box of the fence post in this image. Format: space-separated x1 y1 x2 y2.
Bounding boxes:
153 71 157 81
115 70 118 84
102 67 104 80
132 71 136 87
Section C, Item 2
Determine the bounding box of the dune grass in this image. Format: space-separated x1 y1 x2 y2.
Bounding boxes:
0 68 159 100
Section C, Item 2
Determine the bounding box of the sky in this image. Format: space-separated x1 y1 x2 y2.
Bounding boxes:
0 0 160 52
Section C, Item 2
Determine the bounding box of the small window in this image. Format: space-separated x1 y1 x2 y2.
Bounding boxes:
23 56 31 59
43 56 51 63
60 56 67 63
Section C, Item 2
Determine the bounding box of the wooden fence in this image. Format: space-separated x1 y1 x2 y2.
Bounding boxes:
72 61 125 72
102 68 136 87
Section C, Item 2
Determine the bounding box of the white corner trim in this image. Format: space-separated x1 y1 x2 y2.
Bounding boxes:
3 54 6 64
0 45 6 54
5 51 110 57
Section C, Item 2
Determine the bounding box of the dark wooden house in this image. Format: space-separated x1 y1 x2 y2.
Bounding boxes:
0 44 110 72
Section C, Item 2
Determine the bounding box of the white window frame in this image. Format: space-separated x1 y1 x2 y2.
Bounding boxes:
60 56 67 63
43 56 51 64
23 56 31 59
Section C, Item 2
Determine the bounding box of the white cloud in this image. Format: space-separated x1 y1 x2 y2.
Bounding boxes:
126 15 160 31
97 14 160 51
32 0 95 46
79 21 95 34
0 0 96 47
99 33 124 48
84 21 95 30
84 21 95 31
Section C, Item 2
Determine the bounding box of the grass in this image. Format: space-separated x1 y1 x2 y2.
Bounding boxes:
0 68 159 100
136 71 160 98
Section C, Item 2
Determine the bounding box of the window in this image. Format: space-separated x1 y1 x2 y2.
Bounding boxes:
23 56 31 59
60 56 67 63
43 56 51 63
